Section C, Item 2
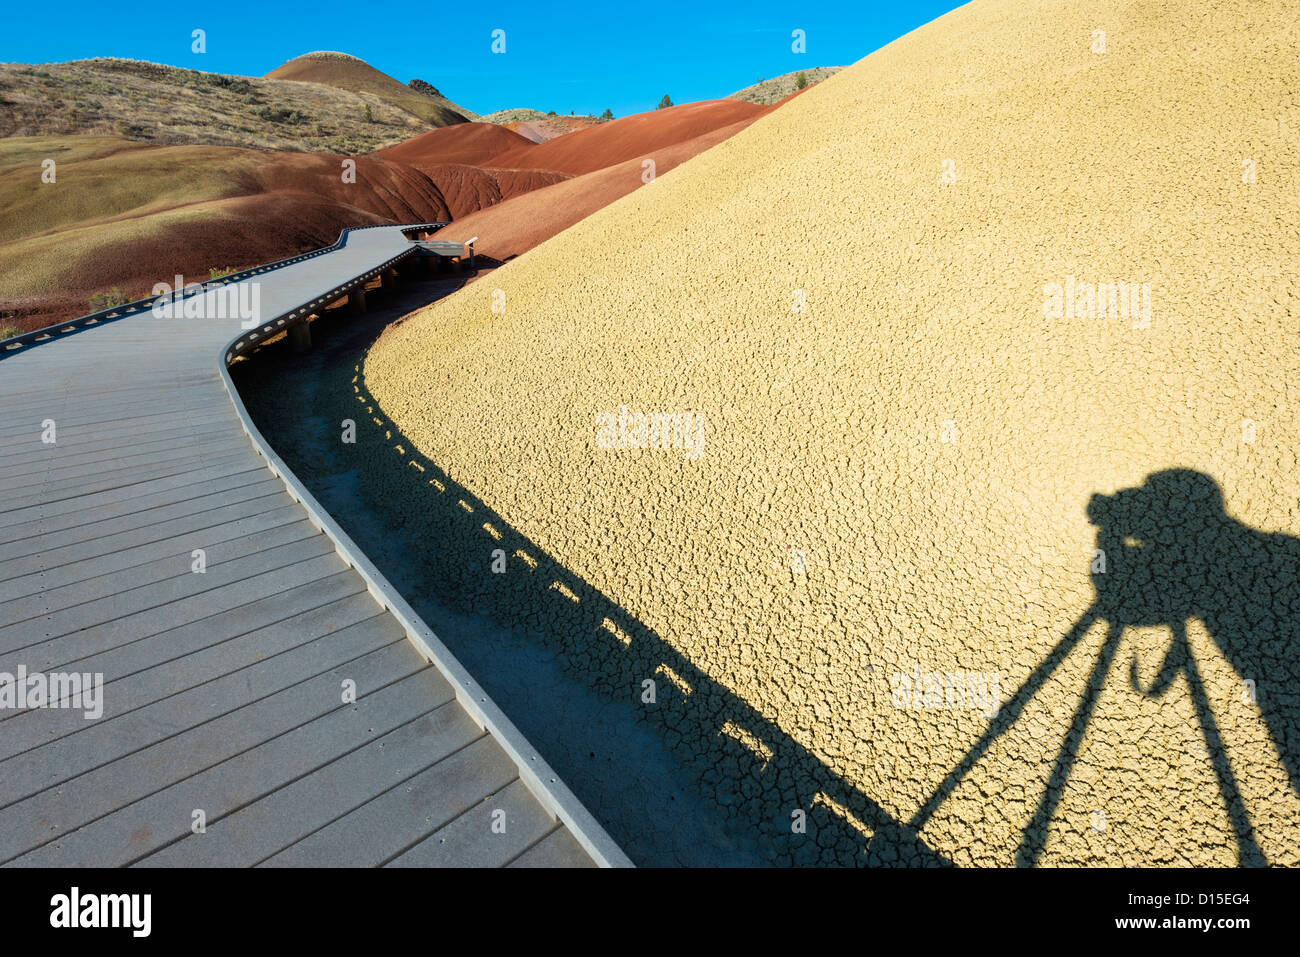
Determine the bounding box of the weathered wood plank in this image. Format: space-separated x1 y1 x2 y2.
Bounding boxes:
0 640 423 863
133 699 479 867
20 672 453 867
386 779 555 868
508 826 599 868
0 224 608 868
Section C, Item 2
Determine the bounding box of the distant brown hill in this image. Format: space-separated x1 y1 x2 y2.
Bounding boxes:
0 58 443 154
479 110 605 143
267 51 476 125
727 67 844 104
373 122 535 166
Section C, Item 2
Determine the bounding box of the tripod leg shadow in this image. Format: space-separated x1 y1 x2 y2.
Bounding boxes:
908 607 1101 835
914 609 1269 866
1181 631 1267 866
1016 620 1123 866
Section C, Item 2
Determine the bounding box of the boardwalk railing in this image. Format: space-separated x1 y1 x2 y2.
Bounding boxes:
0 222 450 359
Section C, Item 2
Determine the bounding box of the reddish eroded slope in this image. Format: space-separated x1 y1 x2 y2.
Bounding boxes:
484 99 768 175
370 124 570 217
0 142 455 332
237 151 454 220
374 122 536 167
413 164 569 219
10 191 408 330
435 117 759 263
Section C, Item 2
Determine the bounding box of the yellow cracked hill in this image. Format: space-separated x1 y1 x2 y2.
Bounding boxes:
363 0 1300 866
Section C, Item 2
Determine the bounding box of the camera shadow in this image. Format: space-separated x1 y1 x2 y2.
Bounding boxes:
912 468 1298 866
1090 469 1300 788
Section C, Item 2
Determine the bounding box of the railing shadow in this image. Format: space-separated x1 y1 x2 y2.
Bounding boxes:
336 318 949 867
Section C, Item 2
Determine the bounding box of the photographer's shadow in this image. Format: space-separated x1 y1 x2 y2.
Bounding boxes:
912 469 1298 866
1092 469 1300 789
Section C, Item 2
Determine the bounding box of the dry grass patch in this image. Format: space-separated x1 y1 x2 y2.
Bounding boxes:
0 58 436 153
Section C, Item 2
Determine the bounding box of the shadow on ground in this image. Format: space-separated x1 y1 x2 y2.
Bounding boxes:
235 267 1297 866
232 265 948 867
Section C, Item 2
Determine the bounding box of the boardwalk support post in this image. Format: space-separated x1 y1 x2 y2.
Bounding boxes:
289 320 312 354
348 288 367 315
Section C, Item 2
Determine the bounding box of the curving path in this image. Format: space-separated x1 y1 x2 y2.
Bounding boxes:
0 224 628 867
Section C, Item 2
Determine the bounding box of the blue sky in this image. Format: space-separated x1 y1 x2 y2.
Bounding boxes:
0 1 966 117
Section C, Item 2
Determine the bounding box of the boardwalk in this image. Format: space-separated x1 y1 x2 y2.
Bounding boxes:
0 225 628 867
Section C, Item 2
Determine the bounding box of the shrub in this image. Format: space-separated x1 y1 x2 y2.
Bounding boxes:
209 266 237 279
657 94 673 109
409 78 442 97
208 75 252 95
0 325 23 341
89 288 131 311
252 105 309 125
599 108 613 122
795 71 808 90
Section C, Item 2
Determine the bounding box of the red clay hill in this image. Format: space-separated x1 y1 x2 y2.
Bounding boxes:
374 123 533 167
5 76 820 333
365 99 779 229
371 125 567 218
0 141 460 331
484 99 766 176
433 116 759 263
370 123 569 217
414 95 816 261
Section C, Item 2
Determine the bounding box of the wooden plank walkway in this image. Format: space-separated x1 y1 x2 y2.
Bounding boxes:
0 225 627 868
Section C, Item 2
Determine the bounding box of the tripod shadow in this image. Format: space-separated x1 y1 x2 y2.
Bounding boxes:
911 469 1299 865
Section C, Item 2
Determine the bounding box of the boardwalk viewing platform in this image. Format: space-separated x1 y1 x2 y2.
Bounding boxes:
0 224 629 868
